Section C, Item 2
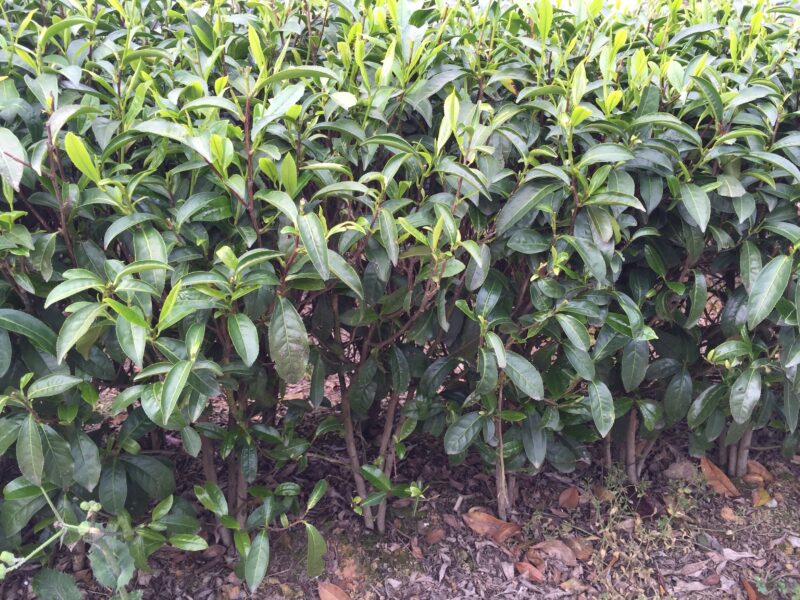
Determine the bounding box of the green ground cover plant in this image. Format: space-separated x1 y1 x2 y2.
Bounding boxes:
0 0 798 596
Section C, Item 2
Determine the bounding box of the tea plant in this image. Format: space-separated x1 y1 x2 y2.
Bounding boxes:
0 0 798 594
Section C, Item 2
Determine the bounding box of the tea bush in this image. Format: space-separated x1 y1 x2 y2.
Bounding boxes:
0 0 799 595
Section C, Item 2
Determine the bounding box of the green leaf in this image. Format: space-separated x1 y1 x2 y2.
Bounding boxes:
307 480 328 511
496 184 562 235
32 569 81 600
89 536 135 591
360 464 391 492
680 183 710 232
99 458 127 514
688 384 724 429
0 309 57 354
16 414 43 486
521 411 546 468
169 534 209 551
378 208 399 266
444 412 483 454
0 330 10 377
305 523 327 578
56 303 105 364
64 132 101 184
298 212 330 280
269 297 309 383
263 66 340 86
578 143 633 168
684 271 707 329
194 482 228 516
245 531 270 592
621 340 648 392
504 351 544 400
45 277 103 308
555 314 590 351
588 381 614 437
664 369 693 425
0 127 27 191
328 251 364 301
27 374 82 399
71 431 101 492
730 367 762 424
747 255 792 329
228 313 259 367
161 360 192 422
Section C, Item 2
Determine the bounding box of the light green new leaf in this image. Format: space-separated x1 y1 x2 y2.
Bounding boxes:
64 132 101 184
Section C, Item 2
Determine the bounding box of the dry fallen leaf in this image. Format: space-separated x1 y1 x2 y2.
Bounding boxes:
742 474 764 487
532 540 577 567
424 528 445 546
558 485 580 509
410 536 424 560
591 483 614 503
665 460 696 481
746 460 774 483
741 577 759 600
700 457 740 497
751 487 771 508
515 561 544 582
462 509 521 545
565 537 594 561
720 506 743 524
319 582 351 600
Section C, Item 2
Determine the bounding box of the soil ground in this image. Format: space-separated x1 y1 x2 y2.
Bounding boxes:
3 411 800 600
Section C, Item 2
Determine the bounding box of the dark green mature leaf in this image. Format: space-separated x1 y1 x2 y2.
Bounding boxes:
730 367 762 424
305 523 327 578
680 183 710 232
298 212 330 280
747 255 792 329
99 458 127 514
245 531 270 592
56 303 105 364
496 184 562 235
504 351 544 400
194 482 228 516
27 374 82 399
32 569 82 600
228 313 259 367
0 128 27 191
588 381 614 437
16 415 43 486
89 536 135 591
161 361 192 422
0 309 57 354
269 297 309 383
444 412 483 454
621 340 648 392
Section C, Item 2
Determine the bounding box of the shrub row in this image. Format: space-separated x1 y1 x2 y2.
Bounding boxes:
0 0 799 595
